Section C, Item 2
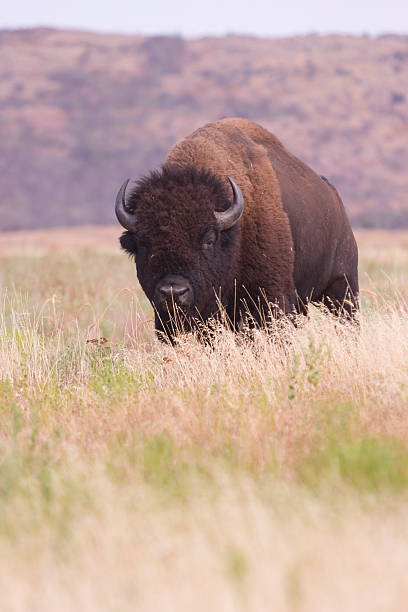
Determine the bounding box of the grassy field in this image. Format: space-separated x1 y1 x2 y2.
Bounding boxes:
1 226 408 611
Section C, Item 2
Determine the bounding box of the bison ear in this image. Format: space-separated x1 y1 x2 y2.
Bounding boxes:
115 179 138 231
214 177 244 231
119 231 137 257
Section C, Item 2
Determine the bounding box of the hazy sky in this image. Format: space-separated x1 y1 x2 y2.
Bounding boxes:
2 0 408 37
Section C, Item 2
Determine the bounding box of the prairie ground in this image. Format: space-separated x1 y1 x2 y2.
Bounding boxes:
1 226 408 611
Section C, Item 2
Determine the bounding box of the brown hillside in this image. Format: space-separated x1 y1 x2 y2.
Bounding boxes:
0 27 407 230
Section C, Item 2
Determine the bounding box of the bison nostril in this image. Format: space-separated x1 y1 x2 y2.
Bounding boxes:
174 287 188 298
176 288 191 305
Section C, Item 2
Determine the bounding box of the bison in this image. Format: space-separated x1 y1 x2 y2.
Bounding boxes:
116 118 358 340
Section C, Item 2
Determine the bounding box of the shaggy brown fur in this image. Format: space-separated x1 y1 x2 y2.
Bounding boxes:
119 118 358 339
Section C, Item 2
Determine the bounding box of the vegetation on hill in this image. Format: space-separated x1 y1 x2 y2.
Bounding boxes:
0 28 407 230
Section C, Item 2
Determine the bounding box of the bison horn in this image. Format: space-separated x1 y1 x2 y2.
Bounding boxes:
115 179 137 231
215 177 244 231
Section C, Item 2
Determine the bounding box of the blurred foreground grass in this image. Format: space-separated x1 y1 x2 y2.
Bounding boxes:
1 229 408 610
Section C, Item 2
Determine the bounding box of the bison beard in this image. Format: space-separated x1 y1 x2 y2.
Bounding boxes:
115 118 359 342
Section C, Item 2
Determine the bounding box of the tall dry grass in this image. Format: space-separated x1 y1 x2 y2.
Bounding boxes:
0 230 408 610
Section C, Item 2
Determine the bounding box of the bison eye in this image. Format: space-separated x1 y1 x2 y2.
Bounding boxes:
202 229 217 251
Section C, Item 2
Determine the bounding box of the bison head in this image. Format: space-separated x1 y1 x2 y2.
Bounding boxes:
115 165 244 336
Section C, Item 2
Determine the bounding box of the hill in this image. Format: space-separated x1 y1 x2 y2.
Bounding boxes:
0 27 407 230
